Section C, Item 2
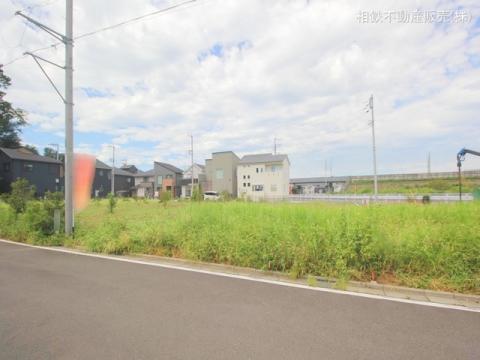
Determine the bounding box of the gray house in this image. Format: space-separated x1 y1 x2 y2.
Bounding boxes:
153 161 183 198
0 147 63 196
205 151 240 197
91 160 135 197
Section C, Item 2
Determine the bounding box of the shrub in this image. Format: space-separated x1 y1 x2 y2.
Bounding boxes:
191 184 203 202
220 190 232 201
107 193 117 213
159 191 172 207
5 178 35 215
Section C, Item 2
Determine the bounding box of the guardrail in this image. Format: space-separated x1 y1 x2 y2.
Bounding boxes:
288 193 473 203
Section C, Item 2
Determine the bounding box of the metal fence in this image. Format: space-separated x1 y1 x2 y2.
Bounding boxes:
288 193 473 204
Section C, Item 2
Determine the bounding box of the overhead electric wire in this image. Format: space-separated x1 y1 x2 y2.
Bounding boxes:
3 0 200 68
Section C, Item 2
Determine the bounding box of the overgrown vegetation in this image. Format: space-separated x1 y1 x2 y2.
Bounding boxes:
70 200 479 293
1 197 479 294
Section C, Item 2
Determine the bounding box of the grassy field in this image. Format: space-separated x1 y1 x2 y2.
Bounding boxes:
344 177 480 194
1 199 479 294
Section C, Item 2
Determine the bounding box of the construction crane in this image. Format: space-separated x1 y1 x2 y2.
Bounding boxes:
456 148 480 200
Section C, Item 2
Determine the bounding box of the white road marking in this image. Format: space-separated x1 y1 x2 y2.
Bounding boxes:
1 238 479 313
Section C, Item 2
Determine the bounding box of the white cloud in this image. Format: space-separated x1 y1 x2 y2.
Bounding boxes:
1 0 480 174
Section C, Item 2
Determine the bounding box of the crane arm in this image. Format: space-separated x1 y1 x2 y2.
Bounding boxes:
457 148 480 168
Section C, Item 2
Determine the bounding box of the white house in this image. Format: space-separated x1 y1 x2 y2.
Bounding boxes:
181 163 206 198
237 153 290 201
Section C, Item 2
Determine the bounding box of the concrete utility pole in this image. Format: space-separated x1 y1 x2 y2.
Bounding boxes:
65 0 74 234
190 135 194 197
427 152 431 175
367 94 378 199
49 143 60 160
274 137 277 155
110 145 115 195
16 0 74 235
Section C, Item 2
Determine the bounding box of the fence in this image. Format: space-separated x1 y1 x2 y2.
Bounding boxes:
288 193 473 204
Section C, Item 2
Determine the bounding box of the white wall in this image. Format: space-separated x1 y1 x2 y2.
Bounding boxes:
237 158 289 201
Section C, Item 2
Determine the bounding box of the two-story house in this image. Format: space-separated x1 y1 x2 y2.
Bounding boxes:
237 153 290 201
204 151 240 197
181 163 206 198
0 147 63 196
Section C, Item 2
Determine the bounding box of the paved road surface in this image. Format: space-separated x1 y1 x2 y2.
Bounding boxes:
1 241 479 359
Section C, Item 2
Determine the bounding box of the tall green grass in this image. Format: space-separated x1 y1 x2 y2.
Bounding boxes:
1 199 479 293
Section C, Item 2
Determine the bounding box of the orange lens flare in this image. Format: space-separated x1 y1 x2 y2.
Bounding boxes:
73 154 95 211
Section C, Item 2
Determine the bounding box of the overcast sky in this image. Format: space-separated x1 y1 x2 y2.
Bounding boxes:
1 0 479 176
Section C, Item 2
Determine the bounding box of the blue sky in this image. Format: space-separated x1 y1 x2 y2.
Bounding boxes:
2 0 480 176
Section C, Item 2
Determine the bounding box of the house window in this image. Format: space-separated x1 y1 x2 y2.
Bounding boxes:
243 183 246 187
271 184 277 192
23 163 33 172
157 175 163 186
216 169 224 179
247 183 250 187
256 168 259 173
99 170 104 176
253 185 263 192
243 175 246 179
127 178 131 183
165 174 173 179
248 175 250 179
261 168 263 172
3 162 10 172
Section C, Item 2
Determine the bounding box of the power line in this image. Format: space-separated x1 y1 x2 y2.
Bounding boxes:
3 0 200 67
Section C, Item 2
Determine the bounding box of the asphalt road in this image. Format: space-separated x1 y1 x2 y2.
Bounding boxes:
1 241 479 360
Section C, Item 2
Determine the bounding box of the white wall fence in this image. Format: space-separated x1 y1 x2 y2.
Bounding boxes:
288 193 473 203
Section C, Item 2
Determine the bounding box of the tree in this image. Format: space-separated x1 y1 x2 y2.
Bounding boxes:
44 147 64 161
0 65 27 148
23 144 39 155
5 178 35 215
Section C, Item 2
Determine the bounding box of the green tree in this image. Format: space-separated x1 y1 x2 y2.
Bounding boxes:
107 193 117 213
5 178 35 215
44 147 64 161
0 65 27 148
23 144 39 155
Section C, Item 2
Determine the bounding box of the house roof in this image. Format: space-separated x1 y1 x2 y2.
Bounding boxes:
114 168 135 177
134 169 155 177
154 161 183 174
0 147 62 164
95 159 112 170
239 153 289 165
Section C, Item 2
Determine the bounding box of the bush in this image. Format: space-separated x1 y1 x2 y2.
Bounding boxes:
5 178 35 215
107 193 117 213
220 190 232 201
159 191 172 207
191 184 203 202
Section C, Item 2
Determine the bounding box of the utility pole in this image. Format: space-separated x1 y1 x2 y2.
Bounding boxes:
190 135 194 198
110 145 115 195
427 152 431 175
16 0 74 235
49 143 60 160
366 94 378 199
274 137 277 155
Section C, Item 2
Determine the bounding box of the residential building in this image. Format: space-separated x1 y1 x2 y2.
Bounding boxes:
134 169 156 198
205 151 240 197
237 153 290 201
92 160 112 198
181 163 207 198
153 162 184 198
91 160 135 197
0 147 63 196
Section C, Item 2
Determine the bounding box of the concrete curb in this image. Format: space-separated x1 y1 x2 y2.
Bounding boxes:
125 252 480 309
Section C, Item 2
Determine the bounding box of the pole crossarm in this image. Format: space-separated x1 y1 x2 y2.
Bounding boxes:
15 11 67 43
24 52 65 69
26 52 66 103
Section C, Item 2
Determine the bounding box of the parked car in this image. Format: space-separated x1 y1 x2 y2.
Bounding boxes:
204 191 220 201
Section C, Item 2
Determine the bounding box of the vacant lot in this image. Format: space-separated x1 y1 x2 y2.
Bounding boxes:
1 199 479 293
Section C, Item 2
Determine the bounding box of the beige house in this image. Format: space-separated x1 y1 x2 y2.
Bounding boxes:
237 154 290 201
205 151 240 197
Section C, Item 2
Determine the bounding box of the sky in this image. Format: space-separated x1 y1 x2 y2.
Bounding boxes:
1 0 480 177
